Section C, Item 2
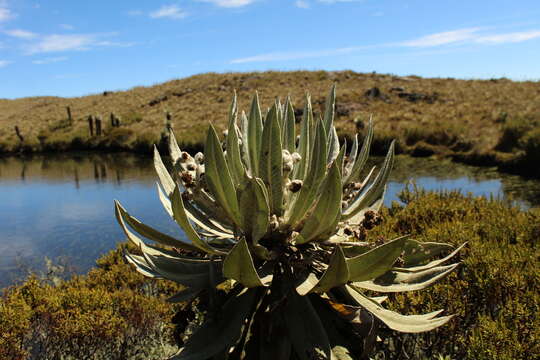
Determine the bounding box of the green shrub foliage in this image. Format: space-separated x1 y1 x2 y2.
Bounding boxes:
369 186 539 360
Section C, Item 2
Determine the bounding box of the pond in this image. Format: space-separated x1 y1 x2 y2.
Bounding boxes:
1 152 539 287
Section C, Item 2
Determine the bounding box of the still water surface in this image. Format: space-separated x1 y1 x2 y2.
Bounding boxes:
1 153 539 287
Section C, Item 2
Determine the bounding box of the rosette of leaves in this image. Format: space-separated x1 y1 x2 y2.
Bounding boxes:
115 86 464 360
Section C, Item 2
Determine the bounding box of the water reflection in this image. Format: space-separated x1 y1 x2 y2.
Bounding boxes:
1 153 539 287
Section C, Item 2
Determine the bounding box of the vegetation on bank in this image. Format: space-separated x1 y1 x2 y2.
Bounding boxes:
1 188 538 360
1 71 539 177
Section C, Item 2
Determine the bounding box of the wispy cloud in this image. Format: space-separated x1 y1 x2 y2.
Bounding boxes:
0 60 12 67
475 30 540 44
199 0 256 7
59 24 74 30
25 33 132 54
400 28 481 47
401 28 540 47
149 5 188 19
4 29 38 39
0 1 15 22
32 56 68 64
231 27 540 64
295 0 310 9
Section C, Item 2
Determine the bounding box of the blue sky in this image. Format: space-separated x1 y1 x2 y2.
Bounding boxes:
1 0 540 99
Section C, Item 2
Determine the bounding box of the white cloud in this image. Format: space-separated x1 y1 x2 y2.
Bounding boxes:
0 60 11 67
25 33 131 54
4 29 38 39
231 26 540 64
400 28 481 47
150 5 187 19
0 2 15 22
295 0 310 9
32 56 68 64
475 30 540 44
199 0 256 7
59 24 74 30
401 28 540 47
26 34 97 53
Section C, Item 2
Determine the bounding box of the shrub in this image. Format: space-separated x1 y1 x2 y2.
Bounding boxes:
369 187 540 360
0 244 184 360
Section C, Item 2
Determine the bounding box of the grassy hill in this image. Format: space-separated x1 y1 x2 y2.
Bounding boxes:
1 70 539 176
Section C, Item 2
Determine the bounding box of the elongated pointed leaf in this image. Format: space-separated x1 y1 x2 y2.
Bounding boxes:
171 289 257 360
226 120 245 186
240 110 252 173
238 176 270 245
143 252 216 288
353 263 459 292
335 141 346 176
312 246 349 293
323 84 336 135
115 200 200 252
124 252 163 278
343 141 394 220
401 239 455 267
394 243 466 272
345 117 373 184
247 92 263 176
296 161 342 243
223 238 269 288
154 146 175 196
346 235 408 282
170 186 225 255
283 96 296 153
228 90 238 128
345 285 453 333
158 183 232 238
116 200 190 247
205 124 241 226
283 293 332 360
292 93 313 180
296 272 319 296
327 126 340 165
259 104 284 216
168 128 183 164
286 119 328 227
343 134 358 182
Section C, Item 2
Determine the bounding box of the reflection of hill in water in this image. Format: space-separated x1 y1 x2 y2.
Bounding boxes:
0 153 155 186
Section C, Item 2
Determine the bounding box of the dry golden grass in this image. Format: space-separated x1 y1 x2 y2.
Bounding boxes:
1 70 539 175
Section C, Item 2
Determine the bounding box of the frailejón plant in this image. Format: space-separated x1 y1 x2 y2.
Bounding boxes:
115 86 464 359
